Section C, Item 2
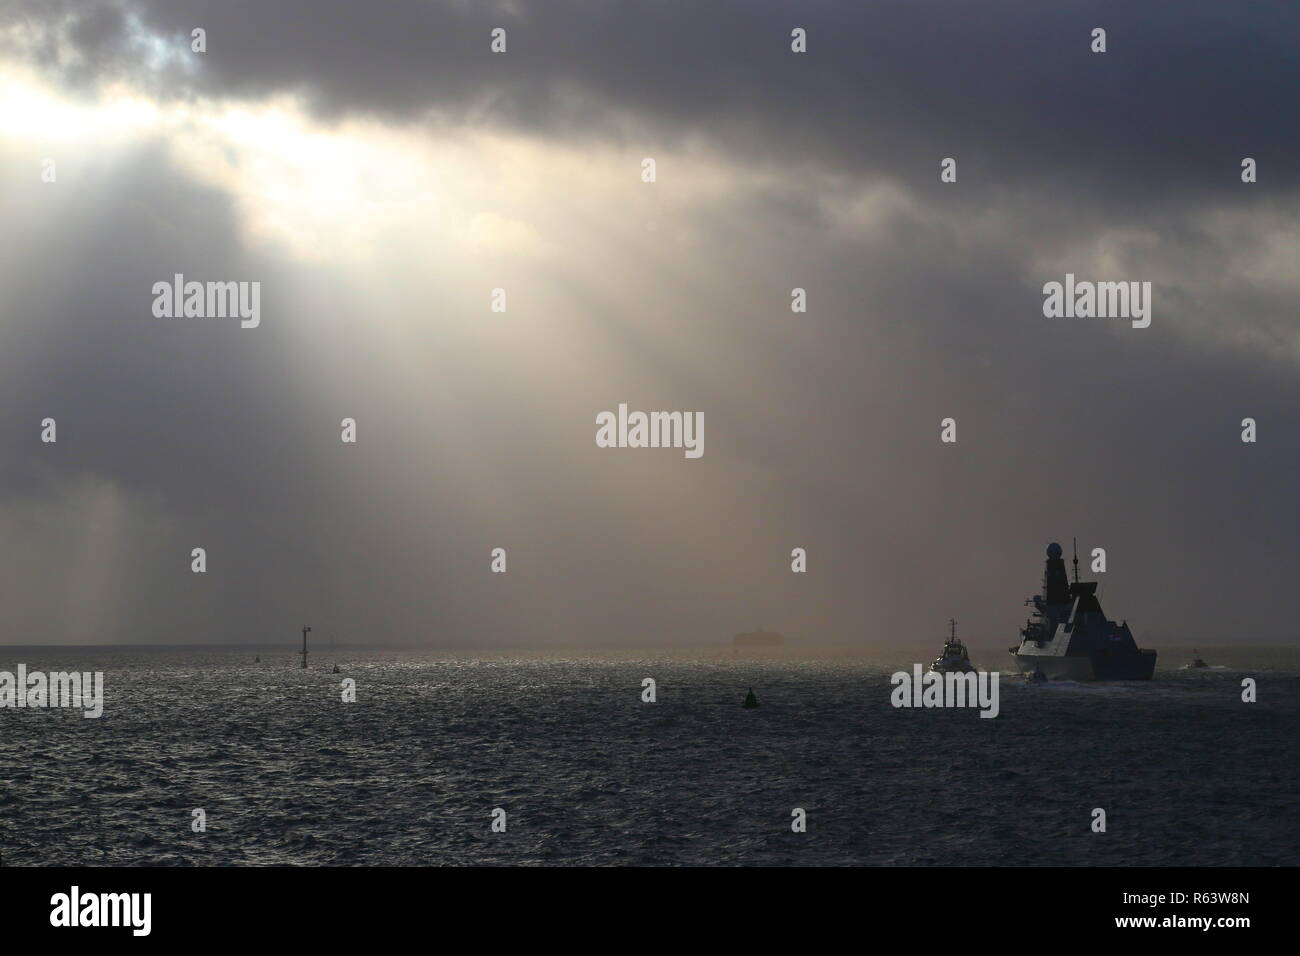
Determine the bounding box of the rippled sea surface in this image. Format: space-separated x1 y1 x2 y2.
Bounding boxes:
2 646 1297 866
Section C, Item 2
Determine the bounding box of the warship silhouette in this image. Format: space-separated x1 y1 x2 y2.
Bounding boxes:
1008 541 1156 681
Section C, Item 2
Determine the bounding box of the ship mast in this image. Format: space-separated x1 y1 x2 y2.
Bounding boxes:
1071 537 1080 584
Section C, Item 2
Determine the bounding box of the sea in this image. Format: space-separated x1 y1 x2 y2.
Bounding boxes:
2 645 1297 866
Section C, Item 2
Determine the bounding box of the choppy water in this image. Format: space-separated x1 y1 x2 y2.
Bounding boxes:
2 646 1297 866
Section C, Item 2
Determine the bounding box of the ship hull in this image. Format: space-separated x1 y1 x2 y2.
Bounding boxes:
1013 649 1156 681
930 661 975 674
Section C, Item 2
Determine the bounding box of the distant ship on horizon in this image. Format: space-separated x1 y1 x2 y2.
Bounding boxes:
1008 541 1157 680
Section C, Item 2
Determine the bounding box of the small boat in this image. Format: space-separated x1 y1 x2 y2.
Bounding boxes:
930 619 975 674
742 687 759 708
1186 649 1209 669
331 664 341 674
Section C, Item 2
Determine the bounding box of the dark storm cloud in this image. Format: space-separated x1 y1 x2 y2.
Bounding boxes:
0 0 1296 648
7 0 1300 204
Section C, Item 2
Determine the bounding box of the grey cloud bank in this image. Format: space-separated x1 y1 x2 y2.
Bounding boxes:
0 1 1295 648
8 0 1300 199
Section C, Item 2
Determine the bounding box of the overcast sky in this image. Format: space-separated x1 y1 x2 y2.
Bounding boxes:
1 0 1296 648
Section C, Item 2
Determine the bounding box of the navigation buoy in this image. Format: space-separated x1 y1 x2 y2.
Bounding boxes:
743 687 759 709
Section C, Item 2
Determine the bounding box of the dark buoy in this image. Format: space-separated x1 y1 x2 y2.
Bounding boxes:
743 687 759 709
331 664 340 674
254 655 260 663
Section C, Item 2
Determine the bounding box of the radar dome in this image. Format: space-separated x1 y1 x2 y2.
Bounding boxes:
1046 542 1063 558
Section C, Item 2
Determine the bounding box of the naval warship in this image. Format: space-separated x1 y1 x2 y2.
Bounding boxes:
1008 541 1156 681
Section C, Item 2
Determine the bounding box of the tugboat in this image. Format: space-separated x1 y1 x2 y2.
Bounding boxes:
1185 649 1209 669
929 619 975 674
1008 541 1156 680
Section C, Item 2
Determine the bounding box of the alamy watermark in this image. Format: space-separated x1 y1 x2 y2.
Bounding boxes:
595 403 704 459
890 665 1000 718
1042 273 1151 328
151 274 261 328
0 665 104 717
50 886 150 936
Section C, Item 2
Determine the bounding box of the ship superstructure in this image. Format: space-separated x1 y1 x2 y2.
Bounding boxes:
1008 541 1156 680
930 619 975 674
